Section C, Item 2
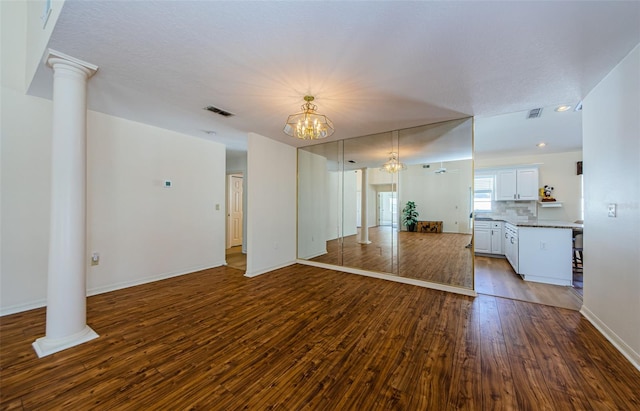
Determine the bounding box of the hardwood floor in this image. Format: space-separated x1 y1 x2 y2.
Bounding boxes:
310 227 473 288
398 231 472 287
475 256 583 311
225 245 246 271
2 265 639 409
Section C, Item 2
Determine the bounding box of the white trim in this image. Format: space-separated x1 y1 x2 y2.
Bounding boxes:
2 262 227 317
44 49 98 73
32 325 99 358
1 299 48 317
244 261 296 278
298 250 328 260
296 259 477 297
581 305 640 371
87 262 226 297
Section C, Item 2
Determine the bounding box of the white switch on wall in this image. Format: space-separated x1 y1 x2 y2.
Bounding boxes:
608 203 617 217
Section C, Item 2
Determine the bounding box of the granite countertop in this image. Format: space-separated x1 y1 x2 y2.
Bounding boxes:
475 217 583 229
506 220 583 229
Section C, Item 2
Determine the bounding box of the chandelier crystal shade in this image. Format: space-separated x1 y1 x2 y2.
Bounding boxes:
284 96 334 140
380 152 407 173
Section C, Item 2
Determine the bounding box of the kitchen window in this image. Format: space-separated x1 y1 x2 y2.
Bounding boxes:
474 174 495 212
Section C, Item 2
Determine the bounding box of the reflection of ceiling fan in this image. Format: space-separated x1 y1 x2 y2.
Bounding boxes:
435 164 447 174
434 162 458 174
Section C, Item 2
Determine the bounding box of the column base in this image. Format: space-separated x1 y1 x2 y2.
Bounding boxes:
32 325 99 358
358 240 372 245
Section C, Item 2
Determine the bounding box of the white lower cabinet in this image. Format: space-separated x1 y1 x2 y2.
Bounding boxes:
490 222 503 254
474 220 503 255
474 221 491 253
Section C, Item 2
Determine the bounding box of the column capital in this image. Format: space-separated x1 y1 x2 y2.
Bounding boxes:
45 49 98 78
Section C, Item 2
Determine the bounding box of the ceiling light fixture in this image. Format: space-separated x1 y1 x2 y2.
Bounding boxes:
380 152 407 173
537 142 547 148
283 96 334 140
555 105 572 112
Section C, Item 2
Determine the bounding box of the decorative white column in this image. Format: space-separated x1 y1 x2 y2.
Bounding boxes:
358 168 371 244
33 50 98 358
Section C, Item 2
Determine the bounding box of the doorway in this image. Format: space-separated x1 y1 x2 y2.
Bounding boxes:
378 192 398 227
226 173 246 271
227 174 243 247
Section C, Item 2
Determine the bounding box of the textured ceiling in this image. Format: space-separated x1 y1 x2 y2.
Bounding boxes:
28 1 640 154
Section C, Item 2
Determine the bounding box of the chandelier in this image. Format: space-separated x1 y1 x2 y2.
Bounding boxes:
283 96 334 140
380 152 407 173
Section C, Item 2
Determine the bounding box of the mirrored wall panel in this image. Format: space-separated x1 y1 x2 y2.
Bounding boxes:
298 117 474 290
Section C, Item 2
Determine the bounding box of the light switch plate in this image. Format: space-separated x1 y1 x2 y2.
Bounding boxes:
608 203 616 217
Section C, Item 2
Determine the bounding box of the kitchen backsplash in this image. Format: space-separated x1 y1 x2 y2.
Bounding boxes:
485 200 537 221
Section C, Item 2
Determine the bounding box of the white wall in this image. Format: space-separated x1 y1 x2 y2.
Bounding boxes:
246 133 297 277
86 113 226 295
343 170 358 236
400 160 473 233
476 151 583 222
581 44 640 369
25 0 66 90
1 1 227 314
327 171 341 240
2 1 54 313
297 150 328 259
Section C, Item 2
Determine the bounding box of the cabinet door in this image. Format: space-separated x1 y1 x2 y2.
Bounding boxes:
474 227 491 253
491 228 503 254
516 168 539 200
495 169 517 200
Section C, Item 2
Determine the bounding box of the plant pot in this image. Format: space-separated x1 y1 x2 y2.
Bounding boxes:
407 224 416 232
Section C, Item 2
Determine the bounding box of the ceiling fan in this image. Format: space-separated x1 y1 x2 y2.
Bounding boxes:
434 162 459 174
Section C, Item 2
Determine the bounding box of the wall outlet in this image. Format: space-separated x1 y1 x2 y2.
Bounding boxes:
608 203 617 217
91 252 100 266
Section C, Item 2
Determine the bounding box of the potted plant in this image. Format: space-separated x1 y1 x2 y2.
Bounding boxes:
402 201 419 232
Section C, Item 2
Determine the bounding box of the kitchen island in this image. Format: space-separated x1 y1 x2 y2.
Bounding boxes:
505 219 581 286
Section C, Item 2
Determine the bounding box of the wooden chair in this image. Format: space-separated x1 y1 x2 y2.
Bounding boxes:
573 232 583 271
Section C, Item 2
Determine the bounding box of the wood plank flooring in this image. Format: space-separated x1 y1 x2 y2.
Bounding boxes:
1 264 639 410
310 227 473 288
225 245 246 271
475 256 583 310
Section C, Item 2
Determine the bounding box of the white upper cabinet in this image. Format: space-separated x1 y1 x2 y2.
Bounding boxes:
495 167 538 201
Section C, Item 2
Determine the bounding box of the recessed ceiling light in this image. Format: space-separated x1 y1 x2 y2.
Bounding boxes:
537 142 547 148
555 105 572 112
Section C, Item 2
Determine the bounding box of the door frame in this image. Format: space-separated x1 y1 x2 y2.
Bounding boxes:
226 173 244 248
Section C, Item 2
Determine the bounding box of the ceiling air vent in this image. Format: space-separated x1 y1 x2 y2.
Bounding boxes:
527 108 543 119
204 105 234 117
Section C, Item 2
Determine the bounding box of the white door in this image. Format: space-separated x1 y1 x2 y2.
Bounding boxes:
378 192 397 226
228 175 243 247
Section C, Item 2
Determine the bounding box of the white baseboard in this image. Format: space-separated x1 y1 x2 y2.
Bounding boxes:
297 250 328 260
1 299 47 317
1 262 226 317
581 304 640 371
244 261 296 278
296 259 477 297
87 261 226 296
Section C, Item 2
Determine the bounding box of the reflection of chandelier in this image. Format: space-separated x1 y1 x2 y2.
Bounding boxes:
380 152 406 173
283 96 335 140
